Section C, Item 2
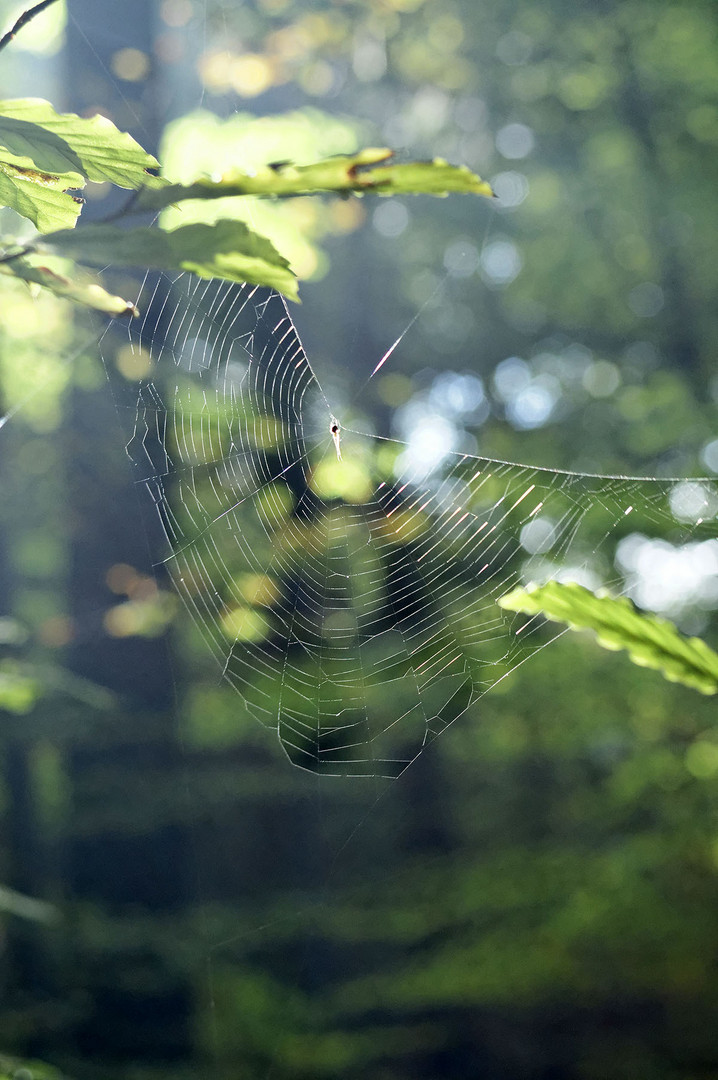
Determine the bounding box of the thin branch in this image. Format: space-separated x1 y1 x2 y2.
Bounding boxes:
0 243 34 265
0 0 61 56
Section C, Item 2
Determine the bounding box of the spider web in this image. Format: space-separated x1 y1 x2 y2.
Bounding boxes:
116 273 718 778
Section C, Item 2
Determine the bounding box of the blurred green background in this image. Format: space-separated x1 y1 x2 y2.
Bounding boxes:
0 0 718 1077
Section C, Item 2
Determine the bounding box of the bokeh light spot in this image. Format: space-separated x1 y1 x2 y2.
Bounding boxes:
111 48 151 82
480 239 522 285
628 282 665 318
495 123 535 159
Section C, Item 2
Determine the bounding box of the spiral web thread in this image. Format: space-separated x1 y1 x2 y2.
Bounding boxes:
121 274 717 777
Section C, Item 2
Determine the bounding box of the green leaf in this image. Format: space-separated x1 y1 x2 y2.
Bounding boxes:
356 154 496 196
0 882 59 924
0 98 163 188
134 147 495 212
498 581 718 695
0 254 138 316
40 219 298 299
0 657 39 713
0 98 165 230
0 1054 70 1080
0 160 84 231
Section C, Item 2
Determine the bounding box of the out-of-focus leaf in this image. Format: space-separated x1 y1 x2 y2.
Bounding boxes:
0 658 39 713
0 1054 71 1080
499 581 718 695
0 98 163 189
0 253 138 316
41 219 298 299
0 883 59 924
134 147 494 212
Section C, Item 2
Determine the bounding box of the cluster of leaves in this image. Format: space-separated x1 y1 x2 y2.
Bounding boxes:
0 100 493 313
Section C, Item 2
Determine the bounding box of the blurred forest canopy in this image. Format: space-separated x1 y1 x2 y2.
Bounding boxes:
0 0 716 1078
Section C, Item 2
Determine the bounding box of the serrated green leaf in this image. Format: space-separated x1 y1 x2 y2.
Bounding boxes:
0 253 138 316
0 160 84 230
134 147 494 212
0 98 164 189
498 581 718 695
40 219 298 299
356 154 496 196
0 99 165 230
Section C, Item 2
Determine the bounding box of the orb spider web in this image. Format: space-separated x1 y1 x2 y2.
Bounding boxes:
119 274 717 777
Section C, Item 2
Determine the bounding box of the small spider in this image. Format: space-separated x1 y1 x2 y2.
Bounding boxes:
330 418 342 461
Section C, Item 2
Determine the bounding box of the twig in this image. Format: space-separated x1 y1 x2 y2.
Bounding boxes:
0 0 61 56
0 243 34 265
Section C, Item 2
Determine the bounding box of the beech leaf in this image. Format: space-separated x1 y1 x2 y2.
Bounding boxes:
134 148 494 212
40 219 298 299
499 581 718 695
0 98 165 230
0 253 138 316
